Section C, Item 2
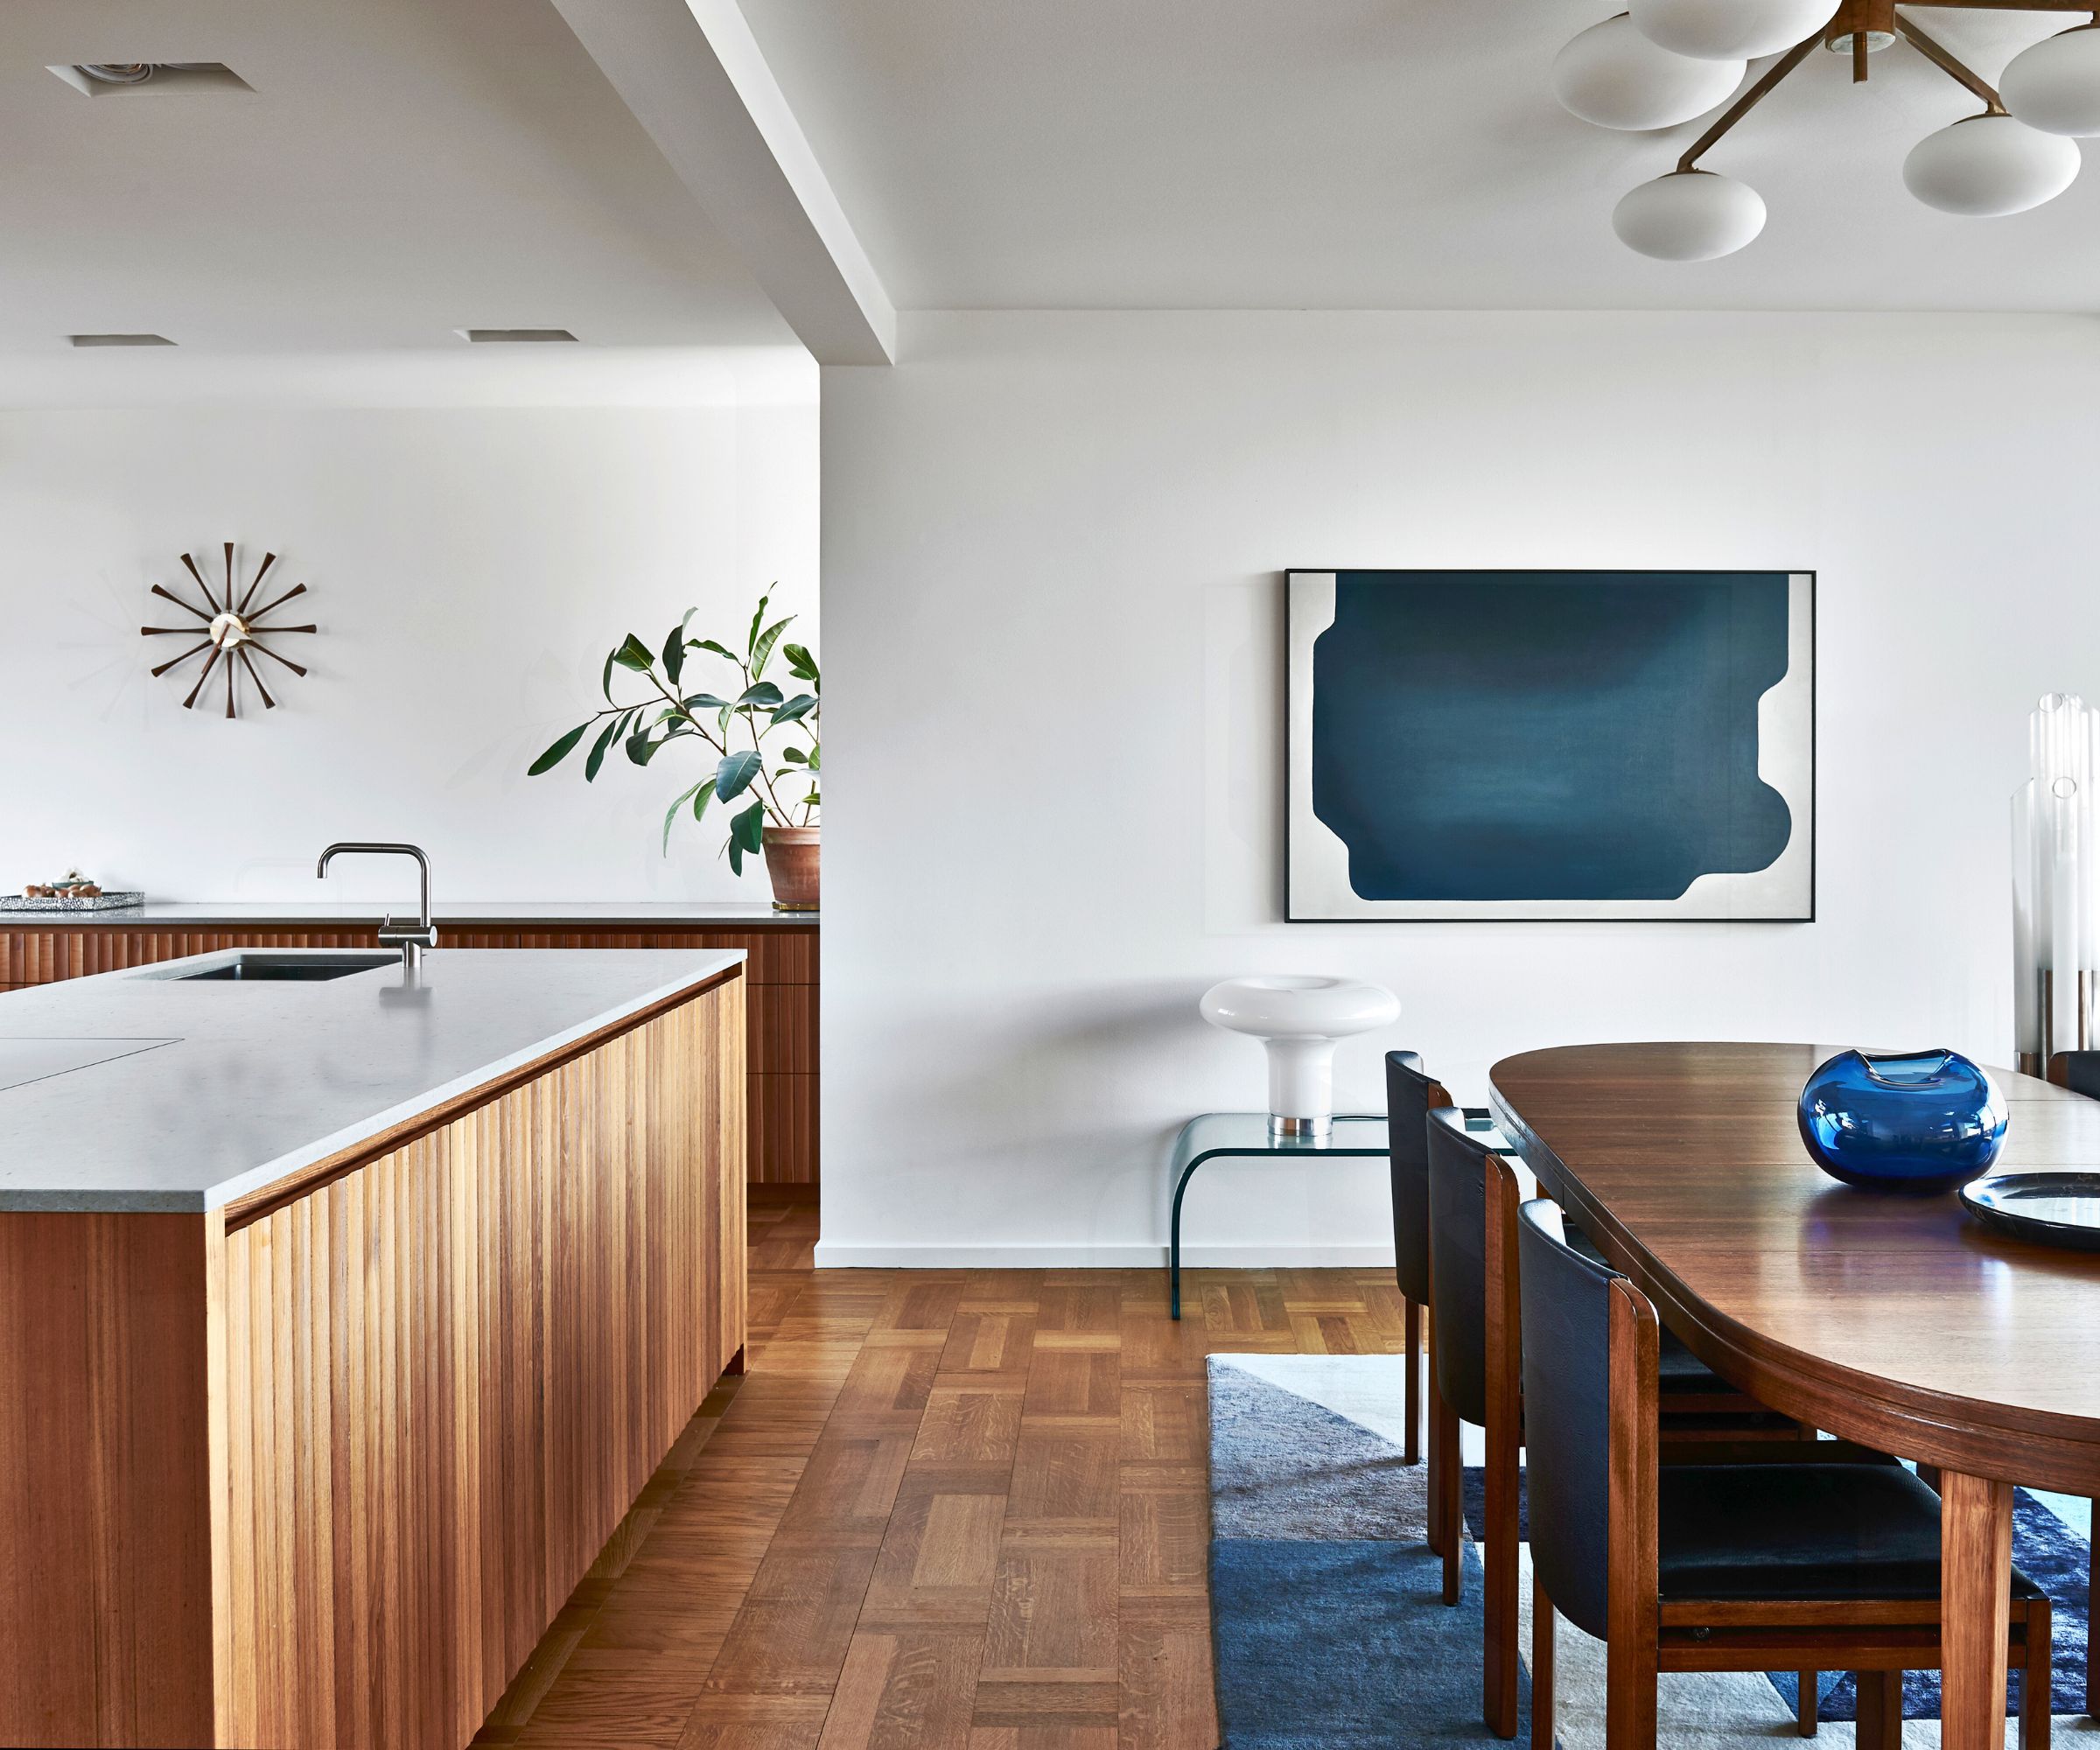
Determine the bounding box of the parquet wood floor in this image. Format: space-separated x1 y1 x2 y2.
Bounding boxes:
472 1200 1408 1749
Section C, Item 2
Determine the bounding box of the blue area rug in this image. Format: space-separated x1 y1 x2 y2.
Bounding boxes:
1209 1354 1526 1749
1210 1354 2090 1748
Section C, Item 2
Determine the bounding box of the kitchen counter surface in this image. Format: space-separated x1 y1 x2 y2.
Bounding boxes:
0 946 742 1213
4 900 816 928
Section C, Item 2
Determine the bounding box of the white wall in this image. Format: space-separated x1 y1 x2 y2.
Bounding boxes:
818 309 2100 1267
0 369 817 904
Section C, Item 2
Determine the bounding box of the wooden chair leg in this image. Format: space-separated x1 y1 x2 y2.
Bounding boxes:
2089 1524 2096 1718
1404 1298 1422 1466
1439 1396 1462 1606
1795 1672 1817 1737
2024 1598 2054 1750
1532 1572 1555 1750
1485 1405 1520 1734
1855 1670 1901 1750
1603 1617 1658 1750
1426 1336 1446 1556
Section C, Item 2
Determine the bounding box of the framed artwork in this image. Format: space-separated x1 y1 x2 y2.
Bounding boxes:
1286 569 1815 921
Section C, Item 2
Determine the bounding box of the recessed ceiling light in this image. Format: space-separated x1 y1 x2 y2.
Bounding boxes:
69 332 175 347
458 328 579 344
46 63 250 98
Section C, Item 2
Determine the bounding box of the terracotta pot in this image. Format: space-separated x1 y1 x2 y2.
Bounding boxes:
761 826 820 912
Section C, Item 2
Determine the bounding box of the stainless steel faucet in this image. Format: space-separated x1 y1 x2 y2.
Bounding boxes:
316 842 438 974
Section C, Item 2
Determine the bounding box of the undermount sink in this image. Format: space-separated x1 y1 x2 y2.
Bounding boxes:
163 952 398 983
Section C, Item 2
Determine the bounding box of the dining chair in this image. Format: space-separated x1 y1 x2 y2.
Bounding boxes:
1426 1102 1530 1735
1385 1051 1444 1474
1432 1106 1859 1740
1516 1194 2054 1750
2048 1047 2100 1719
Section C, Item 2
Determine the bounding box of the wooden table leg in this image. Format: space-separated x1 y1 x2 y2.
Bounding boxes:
1941 1470 2014 1750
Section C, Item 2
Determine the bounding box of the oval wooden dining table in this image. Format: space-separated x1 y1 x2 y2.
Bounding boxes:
1489 1041 2100 1750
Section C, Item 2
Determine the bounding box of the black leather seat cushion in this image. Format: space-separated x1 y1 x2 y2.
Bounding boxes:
1659 1462 2045 1602
1564 1225 1729 1395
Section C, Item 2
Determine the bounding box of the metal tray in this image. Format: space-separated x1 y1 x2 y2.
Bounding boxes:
1959 1172 2100 1251
0 891 144 914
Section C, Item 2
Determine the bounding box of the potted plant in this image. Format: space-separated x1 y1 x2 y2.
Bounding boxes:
529 594 820 910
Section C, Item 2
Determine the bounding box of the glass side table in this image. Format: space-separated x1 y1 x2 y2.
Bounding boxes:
1167 1110 1517 1319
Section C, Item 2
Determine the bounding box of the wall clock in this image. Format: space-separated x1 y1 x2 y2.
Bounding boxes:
140 543 316 718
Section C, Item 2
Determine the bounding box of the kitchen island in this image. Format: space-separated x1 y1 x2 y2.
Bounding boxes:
0 947 746 1749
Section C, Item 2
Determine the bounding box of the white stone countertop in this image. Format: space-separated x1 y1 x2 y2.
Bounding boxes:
0 947 742 1214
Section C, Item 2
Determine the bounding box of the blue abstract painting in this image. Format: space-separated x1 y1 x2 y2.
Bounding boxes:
1286 570 1813 921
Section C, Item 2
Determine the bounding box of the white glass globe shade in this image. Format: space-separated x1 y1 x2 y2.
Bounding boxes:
2001 27 2100 137
1553 16 1746 130
1612 170 1767 259
1630 0 1833 60
1902 115 2081 216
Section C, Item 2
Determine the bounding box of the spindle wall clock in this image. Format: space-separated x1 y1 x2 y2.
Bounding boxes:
140 542 316 718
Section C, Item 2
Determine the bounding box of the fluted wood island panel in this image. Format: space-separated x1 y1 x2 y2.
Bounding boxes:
0 961 746 1750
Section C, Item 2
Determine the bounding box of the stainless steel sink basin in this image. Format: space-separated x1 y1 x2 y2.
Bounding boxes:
161 952 398 983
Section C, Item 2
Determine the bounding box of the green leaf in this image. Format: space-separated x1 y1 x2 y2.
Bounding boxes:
770 692 816 728
528 722 591 775
584 715 623 781
738 681 783 709
801 789 821 808
612 633 655 673
661 776 716 854
805 748 820 773
781 642 820 684
780 745 808 765
745 594 771 660
689 639 738 662
716 747 764 802
751 615 793 680
725 799 766 876
681 693 735 711
627 727 672 766
600 648 619 702
662 609 696 687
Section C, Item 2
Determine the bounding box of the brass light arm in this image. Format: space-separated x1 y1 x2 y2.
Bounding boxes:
1677 36 1821 172
1894 12 2009 112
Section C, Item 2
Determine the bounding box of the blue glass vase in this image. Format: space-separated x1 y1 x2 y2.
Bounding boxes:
1797 1048 2008 1194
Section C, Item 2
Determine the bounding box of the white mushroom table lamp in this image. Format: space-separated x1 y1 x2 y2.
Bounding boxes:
1199 975 1401 1138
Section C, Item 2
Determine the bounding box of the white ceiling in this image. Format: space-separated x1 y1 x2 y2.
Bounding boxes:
0 0 796 355
738 0 2100 312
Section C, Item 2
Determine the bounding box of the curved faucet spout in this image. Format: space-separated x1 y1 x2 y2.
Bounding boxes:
316 842 437 973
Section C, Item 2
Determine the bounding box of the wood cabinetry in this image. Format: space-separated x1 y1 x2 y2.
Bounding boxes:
0 974 746 1749
0 919 818 1185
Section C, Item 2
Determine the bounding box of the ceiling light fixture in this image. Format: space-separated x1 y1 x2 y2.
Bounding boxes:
1553 17 1748 130
46 62 250 97
1556 0 2097 260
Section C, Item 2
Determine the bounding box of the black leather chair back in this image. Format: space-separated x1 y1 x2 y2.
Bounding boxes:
1385 1051 1438 1304
1426 1105 1499 1428
1516 1197 1615 1642
2056 1051 2100 1101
